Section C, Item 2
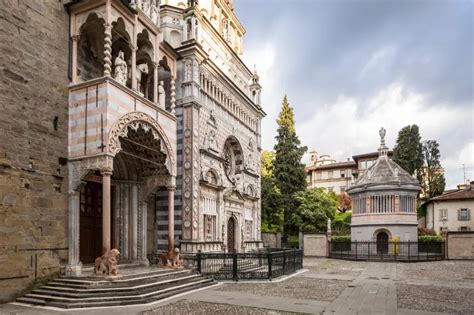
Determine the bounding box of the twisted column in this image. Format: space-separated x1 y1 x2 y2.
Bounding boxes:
103 23 112 77
170 76 176 114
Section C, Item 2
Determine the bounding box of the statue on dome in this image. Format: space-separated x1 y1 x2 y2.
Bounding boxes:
113 50 128 85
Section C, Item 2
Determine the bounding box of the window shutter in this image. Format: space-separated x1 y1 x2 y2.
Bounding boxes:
458 209 461 221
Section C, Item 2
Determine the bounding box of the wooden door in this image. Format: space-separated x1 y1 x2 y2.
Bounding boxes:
376 232 389 254
227 217 236 252
80 182 103 263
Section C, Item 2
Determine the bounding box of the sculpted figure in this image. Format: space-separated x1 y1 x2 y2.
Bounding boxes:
113 50 128 85
159 248 183 268
136 63 149 95
208 130 217 152
94 249 120 276
158 80 166 108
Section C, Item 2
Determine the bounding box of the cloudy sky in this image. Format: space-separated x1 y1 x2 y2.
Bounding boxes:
234 0 473 189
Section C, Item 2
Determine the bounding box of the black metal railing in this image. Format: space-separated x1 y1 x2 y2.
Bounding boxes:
329 241 445 261
196 248 304 280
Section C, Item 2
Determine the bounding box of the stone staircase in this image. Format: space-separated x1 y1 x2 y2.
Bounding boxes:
16 267 217 309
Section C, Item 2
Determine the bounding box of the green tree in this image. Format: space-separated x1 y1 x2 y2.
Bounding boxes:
291 188 338 233
273 95 307 242
260 151 283 231
420 140 446 198
393 125 423 175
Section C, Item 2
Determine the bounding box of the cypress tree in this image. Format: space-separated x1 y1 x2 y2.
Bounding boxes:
393 125 423 175
273 95 307 243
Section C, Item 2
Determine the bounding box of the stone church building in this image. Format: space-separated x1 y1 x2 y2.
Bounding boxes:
0 0 264 301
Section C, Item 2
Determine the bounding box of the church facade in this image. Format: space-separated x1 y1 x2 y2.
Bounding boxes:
0 0 264 301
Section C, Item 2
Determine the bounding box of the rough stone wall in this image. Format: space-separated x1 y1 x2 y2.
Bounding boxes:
0 1 70 302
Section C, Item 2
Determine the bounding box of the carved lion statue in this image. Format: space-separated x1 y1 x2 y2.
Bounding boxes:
94 249 120 276
159 248 183 268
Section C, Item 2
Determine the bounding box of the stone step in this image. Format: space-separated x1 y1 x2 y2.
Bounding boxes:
17 278 215 308
36 274 203 297
80 262 143 274
52 269 190 288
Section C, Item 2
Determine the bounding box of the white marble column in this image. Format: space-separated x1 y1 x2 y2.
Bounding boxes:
66 190 82 276
167 186 175 252
153 62 158 104
101 169 112 254
131 46 137 91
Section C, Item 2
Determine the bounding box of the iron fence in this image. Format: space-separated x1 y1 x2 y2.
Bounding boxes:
329 241 445 261
196 248 304 280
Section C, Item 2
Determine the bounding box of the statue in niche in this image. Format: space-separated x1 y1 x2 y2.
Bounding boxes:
222 18 229 41
245 153 254 171
185 59 192 82
158 80 166 108
136 63 149 95
209 110 216 125
150 0 159 24
192 59 200 82
113 50 128 85
208 130 217 152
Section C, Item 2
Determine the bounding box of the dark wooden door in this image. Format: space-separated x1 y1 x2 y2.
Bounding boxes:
376 232 389 254
227 217 236 252
80 182 103 263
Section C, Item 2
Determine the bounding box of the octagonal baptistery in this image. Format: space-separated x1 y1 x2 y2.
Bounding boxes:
347 128 421 242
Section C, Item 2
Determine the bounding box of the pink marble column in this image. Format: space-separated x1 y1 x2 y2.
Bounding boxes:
167 186 175 252
71 35 79 84
101 169 113 253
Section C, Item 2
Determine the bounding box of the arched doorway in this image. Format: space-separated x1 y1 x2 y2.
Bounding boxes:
227 217 236 252
376 231 389 254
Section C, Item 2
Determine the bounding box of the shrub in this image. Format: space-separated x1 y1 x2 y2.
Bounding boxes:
418 235 442 242
331 235 351 242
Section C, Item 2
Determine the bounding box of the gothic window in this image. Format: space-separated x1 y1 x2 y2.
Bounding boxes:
222 136 243 184
206 170 218 185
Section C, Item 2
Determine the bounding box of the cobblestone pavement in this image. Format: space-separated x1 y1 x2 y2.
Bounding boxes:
1 259 473 314
143 300 299 315
217 277 349 301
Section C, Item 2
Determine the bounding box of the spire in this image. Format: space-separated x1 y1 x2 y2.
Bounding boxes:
378 127 389 157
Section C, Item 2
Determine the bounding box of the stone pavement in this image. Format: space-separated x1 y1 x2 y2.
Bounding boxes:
0 259 472 314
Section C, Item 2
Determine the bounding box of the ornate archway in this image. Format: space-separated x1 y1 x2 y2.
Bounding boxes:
107 112 176 176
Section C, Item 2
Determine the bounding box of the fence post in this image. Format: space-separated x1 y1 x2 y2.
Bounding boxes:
268 252 272 279
355 241 358 260
408 242 411 261
282 250 286 275
232 252 238 281
368 242 370 260
293 249 297 272
197 250 202 273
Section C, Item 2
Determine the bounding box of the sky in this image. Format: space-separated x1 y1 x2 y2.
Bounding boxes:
234 0 474 189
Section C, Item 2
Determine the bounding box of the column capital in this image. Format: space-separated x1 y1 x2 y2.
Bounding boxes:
100 168 113 176
129 44 138 52
152 61 160 69
71 34 80 42
167 185 176 191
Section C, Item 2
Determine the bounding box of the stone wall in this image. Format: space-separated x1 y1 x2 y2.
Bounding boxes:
303 234 328 257
0 1 70 302
261 232 281 248
447 232 474 260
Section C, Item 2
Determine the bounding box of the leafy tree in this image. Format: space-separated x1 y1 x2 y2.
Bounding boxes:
273 95 307 242
261 150 275 177
291 188 337 233
337 193 352 213
420 140 446 198
260 151 282 231
393 125 423 175
332 211 352 236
